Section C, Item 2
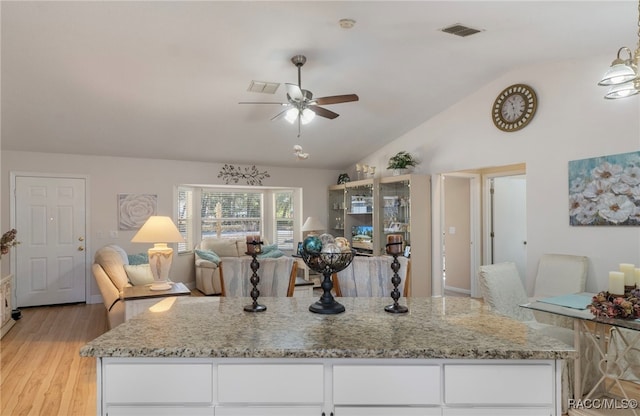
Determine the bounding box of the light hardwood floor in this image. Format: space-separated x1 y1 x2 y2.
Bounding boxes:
1 303 108 416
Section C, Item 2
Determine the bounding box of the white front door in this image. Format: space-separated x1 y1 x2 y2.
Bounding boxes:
15 175 87 307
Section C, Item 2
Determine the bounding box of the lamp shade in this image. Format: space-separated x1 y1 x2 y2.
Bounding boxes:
302 216 325 232
605 80 640 99
131 216 184 243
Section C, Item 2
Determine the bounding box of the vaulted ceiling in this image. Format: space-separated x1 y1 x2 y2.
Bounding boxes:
1 1 636 169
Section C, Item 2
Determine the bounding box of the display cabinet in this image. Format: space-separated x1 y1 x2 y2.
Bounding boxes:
327 175 431 296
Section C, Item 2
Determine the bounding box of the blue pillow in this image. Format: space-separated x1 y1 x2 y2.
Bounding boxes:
261 244 278 254
127 252 149 265
258 248 284 259
195 249 221 264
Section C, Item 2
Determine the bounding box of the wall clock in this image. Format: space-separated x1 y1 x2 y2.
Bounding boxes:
492 84 537 132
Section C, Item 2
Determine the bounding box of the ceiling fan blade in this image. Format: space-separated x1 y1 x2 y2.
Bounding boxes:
314 94 359 105
308 105 339 120
285 83 304 101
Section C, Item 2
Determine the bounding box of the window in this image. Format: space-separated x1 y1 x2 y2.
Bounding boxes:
274 190 294 250
201 190 262 239
177 186 299 254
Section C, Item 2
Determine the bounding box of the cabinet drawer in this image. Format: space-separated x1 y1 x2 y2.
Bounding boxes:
444 364 553 405
335 407 441 415
106 405 214 415
333 365 440 405
104 363 213 404
443 408 553 416
217 364 323 404
215 406 322 415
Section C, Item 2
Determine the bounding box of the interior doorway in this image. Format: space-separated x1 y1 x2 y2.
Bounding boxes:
11 173 88 307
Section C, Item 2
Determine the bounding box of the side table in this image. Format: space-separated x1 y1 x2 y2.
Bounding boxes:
123 282 191 321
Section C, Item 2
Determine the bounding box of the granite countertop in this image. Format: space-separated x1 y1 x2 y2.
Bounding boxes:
80 296 575 360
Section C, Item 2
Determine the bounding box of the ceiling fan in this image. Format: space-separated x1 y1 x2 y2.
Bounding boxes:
240 55 359 137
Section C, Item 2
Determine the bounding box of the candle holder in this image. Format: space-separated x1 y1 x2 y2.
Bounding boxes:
244 240 266 312
385 251 408 314
301 249 354 314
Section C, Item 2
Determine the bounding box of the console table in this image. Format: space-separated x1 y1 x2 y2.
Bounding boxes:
0 274 15 338
81 296 573 416
524 294 640 416
123 282 191 321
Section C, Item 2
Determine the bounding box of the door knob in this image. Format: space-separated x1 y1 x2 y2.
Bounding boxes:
78 246 84 251
78 237 84 241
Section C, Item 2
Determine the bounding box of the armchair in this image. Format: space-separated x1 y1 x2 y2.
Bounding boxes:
332 256 411 297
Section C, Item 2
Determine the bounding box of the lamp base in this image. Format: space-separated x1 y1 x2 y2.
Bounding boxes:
149 282 172 291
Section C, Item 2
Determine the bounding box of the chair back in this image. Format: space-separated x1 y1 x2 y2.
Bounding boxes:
333 256 410 297
220 257 297 297
533 254 588 298
478 262 534 322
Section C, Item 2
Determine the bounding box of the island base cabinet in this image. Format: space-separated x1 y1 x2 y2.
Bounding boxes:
214 406 322 415
334 407 442 415
106 406 214 416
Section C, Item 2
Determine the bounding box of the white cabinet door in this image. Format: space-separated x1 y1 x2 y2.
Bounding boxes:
107 406 214 415
215 407 322 415
335 407 441 415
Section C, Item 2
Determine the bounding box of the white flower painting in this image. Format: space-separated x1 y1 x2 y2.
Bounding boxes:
118 194 157 230
569 151 640 226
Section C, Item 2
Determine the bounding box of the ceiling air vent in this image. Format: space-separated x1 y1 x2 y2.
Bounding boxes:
441 23 483 37
247 80 280 94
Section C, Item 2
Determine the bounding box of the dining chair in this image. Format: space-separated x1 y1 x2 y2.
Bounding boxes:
219 257 298 297
332 256 411 298
532 253 588 299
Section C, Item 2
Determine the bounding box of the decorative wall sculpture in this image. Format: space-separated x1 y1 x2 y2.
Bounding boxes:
118 193 157 230
569 151 640 226
217 164 270 186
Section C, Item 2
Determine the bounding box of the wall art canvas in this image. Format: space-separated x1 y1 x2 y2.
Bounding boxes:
569 151 640 226
118 194 157 230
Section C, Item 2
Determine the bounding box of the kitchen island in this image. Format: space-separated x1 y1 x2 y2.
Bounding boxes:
81 296 575 416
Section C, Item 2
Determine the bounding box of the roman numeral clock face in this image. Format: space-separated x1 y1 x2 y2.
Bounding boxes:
492 84 537 132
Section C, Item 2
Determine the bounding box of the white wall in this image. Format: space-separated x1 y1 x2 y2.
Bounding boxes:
1 150 339 302
356 57 640 294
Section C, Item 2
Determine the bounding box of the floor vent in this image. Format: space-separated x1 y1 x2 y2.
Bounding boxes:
441 23 483 37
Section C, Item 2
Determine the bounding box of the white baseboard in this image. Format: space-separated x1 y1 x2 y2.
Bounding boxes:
444 285 471 295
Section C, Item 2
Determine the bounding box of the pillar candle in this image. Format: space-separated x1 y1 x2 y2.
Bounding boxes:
609 271 625 296
246 235 261 254
634 268 640 288
620 263 636 286
386 234 403 255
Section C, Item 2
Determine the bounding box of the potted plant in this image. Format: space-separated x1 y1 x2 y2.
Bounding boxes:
387 151 418 175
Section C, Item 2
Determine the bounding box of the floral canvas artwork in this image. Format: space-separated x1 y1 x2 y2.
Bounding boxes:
118 194 157 230
569 151 640 226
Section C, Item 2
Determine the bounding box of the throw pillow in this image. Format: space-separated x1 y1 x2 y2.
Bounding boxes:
195 249 221 264
258 248 284 259
260 243 278 254
123 264 155 286
127 252 149 265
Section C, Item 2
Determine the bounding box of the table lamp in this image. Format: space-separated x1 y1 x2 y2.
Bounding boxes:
302 216 325 236
131 216 184 291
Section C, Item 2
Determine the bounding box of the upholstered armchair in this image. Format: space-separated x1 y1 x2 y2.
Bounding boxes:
92 245 132 329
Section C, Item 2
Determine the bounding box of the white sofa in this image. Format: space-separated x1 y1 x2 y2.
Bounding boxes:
194 237 297 296
92 245 133 329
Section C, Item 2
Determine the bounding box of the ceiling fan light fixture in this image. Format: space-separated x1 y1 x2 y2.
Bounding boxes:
285 108 298 124
301 108 316 124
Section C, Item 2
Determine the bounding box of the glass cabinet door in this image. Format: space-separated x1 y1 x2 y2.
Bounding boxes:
328 185 346 238
379 178 411 256
345 181 374 255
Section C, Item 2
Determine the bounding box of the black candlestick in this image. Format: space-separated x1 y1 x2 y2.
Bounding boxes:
244 248 266 312
385 253 408 314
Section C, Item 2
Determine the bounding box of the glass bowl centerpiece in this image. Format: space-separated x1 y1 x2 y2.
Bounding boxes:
300 234 354 314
